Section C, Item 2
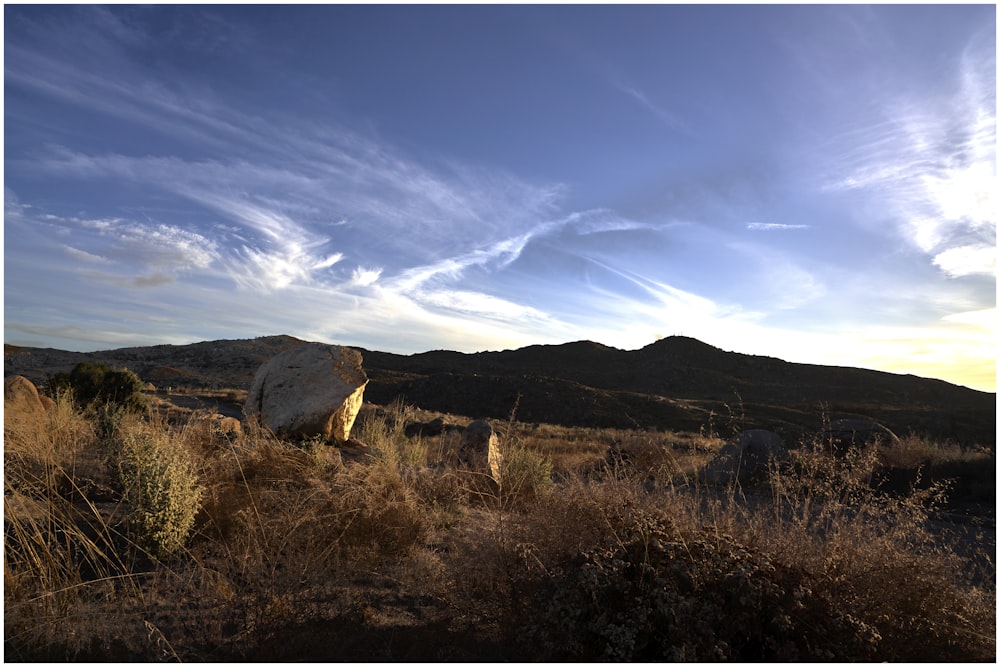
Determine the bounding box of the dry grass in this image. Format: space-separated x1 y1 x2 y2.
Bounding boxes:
4 392 995 661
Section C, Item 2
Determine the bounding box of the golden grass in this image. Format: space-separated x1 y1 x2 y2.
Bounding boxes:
4 392 994 660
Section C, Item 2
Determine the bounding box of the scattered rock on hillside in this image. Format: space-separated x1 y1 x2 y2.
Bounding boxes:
821 418 900 452
405 416 445 437
702 429 787 484
245 343 368 442
404 416 463 438
196 412 242 437
459 419 503 482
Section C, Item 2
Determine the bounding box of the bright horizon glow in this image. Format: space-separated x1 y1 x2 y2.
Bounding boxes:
4 5 996 392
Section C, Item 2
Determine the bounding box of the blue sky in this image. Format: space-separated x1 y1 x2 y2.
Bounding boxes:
4 5 996 391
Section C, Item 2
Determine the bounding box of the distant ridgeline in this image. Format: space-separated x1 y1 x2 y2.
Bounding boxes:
4 335 995 447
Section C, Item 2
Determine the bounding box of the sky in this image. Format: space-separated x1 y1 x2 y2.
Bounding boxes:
3 4 996 392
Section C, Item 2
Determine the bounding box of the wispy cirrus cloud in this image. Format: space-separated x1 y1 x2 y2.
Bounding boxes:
746 222 809 231
613 82 696 136
821 31 995 278
33 139 564 295
5 193 219 288
8 22 572 341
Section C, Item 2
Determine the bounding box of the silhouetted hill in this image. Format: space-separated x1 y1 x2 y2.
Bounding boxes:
360 337 994 445
4 335 994 446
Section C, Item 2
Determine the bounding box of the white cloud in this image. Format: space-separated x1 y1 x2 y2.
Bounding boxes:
410 289 555 325
8 203 219 287
62 245 109 263
313 254 344 271
349 266 382 287
932 245 996 278
746 222 809 231
115 223 219 272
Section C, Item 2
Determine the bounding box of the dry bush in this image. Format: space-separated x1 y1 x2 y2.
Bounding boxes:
758 444 995 661
5 388 96 487
355 402 427 468
877 432 992 468
516 424 605 475
519 506 884 661
441 432 994 661
492 421 554 510
603 431 685 482
682 442 995 662
873 433 996 504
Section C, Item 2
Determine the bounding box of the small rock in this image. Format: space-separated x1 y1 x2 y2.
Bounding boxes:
405 416 447 437
202 413 242 436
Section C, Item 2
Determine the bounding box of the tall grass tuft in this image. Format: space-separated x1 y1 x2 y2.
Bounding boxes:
4 390 143 659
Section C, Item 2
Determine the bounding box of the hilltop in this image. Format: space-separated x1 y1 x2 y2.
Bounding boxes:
4 334 995 446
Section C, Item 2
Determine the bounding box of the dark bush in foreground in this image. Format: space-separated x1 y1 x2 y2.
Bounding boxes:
51 362 147 414
519 508 880 661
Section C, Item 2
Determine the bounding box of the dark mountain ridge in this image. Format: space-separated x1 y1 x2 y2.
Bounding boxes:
5 334 994 446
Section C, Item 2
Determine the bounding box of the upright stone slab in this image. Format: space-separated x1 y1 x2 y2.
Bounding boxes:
245 343 368 442
459 419 503 482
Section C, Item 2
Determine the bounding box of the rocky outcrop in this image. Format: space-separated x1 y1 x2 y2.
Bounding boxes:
245 344 368 442
459 419 503 482
703 429 787 484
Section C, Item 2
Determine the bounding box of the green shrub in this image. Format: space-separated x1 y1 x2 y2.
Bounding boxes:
107 429 203 559
51 362 147 414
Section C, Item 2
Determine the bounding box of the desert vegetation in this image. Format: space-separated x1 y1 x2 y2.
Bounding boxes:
4 383 995 661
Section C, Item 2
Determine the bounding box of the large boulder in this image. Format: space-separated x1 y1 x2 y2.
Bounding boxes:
245 344 368 442
703 429 787 484
5 375 46 423
821 418 900 453
459 419 503 482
